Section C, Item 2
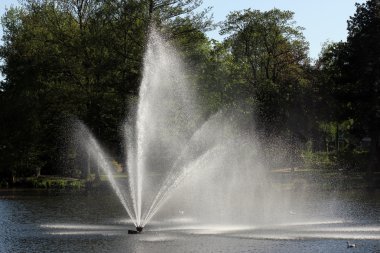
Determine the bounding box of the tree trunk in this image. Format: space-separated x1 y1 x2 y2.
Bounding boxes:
149 0 154 18
335 122 339 152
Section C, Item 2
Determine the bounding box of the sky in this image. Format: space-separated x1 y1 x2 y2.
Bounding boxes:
0 0 366 60
201 0 365 59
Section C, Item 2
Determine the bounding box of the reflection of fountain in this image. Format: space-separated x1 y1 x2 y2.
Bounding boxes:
74 28 269 231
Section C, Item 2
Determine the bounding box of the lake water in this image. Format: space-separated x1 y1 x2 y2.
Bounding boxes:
0 189 379 253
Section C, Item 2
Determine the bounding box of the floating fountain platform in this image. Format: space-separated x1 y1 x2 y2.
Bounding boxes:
128 226 143 234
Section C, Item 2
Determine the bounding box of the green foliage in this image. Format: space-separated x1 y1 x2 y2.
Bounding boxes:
333 150 369 171
316 0 380 179
0 0 213 181
302 148 334 170
302 149 368 172
0 0 378 184
17 176 85 189
219 8 310 136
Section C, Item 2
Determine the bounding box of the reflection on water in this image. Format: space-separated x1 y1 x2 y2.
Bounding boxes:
0 189 379 253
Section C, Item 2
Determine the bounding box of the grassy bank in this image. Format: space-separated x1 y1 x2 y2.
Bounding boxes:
0 174 127 190
271 168 379 191
1 169 378 192
5 176 86 190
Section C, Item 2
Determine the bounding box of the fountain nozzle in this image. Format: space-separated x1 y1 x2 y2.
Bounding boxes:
128 226 143 234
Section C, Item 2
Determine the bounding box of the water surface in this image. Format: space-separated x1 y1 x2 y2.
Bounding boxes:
0 189 379 253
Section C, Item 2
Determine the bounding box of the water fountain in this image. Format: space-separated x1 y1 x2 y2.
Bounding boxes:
0 25 378 253
7 28 371 253
73 28 274 233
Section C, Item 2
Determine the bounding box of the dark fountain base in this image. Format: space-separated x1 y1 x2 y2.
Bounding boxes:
128 226 143 234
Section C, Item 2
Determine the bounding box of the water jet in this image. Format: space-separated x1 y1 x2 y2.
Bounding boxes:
74 28 275 232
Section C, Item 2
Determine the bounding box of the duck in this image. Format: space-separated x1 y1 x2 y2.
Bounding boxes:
347 241 356 248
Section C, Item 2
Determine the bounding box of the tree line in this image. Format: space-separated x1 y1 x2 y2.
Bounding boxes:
0 0 379 186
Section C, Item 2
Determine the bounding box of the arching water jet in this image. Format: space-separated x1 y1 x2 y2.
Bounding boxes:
74 28 268 233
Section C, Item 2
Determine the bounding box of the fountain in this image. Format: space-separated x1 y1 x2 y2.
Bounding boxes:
128 226 143 234
74 28 289 233
1 25 378 253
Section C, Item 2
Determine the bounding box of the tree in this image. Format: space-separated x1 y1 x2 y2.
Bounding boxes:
0 0 213 181
316 0 380 181
220 8 310 147
315 42 352 152
345 0 380 182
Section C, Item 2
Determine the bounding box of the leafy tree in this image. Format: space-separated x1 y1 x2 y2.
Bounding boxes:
315 42 351 152
345 0 380 179
219 8 311 167
0 0 213 181
316 0 380 180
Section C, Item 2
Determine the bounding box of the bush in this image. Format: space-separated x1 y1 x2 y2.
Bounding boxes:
333 150 368 171
26 177 84 189
0 179 9 188
302 150 334 170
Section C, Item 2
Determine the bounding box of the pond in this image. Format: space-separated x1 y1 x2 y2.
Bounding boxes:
0 189 379 253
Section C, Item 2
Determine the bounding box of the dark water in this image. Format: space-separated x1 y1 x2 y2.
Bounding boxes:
0 189 379 253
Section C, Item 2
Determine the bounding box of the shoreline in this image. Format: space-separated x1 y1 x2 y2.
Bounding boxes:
1 169 378 193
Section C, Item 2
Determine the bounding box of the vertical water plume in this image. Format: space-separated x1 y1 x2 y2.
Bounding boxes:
124 122 138 221
74 28 274 230
132 28 199 226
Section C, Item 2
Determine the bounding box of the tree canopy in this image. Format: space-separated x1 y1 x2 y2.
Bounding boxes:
0 0 379 186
